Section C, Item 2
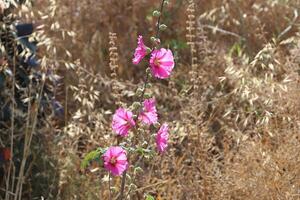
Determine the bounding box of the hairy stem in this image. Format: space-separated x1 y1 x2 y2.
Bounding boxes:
118 1 166 199
108 173 112 200
155 0 166 39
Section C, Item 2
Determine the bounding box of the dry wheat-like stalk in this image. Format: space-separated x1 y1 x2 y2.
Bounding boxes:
109 32 124 106
186 0 198 88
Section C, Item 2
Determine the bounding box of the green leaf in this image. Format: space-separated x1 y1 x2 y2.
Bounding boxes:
80 149 103 169
145 194 155 200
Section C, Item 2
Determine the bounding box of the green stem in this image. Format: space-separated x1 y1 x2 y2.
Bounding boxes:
118 1 167 199
155 0 166 39
108 173 112 200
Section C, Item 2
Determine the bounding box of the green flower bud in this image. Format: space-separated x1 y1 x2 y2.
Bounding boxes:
146 67 151 74
136 87 144 96
159 24 167 30
146 47 152 54
152 10 161 17
147 70 153 78
145 83 152 88
150 36 157 42
132 102 141 110
144 93 152 99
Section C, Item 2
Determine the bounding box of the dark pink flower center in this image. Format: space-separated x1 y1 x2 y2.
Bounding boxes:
125 119 134 127
110 156 117 165
154 58 160 66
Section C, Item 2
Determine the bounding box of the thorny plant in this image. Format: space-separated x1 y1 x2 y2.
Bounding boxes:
81 0 175 199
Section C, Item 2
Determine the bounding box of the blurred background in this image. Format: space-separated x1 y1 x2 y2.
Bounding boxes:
0 0 300 199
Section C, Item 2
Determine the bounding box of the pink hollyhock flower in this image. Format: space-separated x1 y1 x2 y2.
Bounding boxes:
139 98 158 125
150 48 175 79
103 146 128 176
112 108 136 136
132 35 147 65
156 123 169 153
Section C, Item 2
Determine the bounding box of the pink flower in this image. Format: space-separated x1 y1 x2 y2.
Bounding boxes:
112 108 136 137
150 48 175 79
103 146 128 176
139 98 158 125
156 123 169 153
132 35 147 65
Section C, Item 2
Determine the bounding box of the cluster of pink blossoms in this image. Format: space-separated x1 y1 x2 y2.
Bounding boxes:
133 35 175 79
103 35 174 176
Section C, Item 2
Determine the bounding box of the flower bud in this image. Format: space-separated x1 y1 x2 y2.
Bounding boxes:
146 67 151 74
150 36 157 42
132 102 141 110
159 24 167 31
144 93 152 99
154 38 161 45
146 47 152 54
147 70 153 79
145 83 152 88
146 68 153 79
151 36 161 46
152 10 161 17
136 87 144 96
153 122 161 128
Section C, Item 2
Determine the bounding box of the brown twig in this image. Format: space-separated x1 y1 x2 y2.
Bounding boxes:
5 31 16 200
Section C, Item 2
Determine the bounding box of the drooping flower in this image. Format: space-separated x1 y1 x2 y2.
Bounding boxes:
156 123 169 153
150 48 174 79
103 146 128 176
139 98 158 125
132 35 147 65
112 108 136 136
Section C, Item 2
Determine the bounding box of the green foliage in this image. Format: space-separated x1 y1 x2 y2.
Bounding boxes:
80 148 105 169
229 42 244 57
135 147 155 160
145 194 155 200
